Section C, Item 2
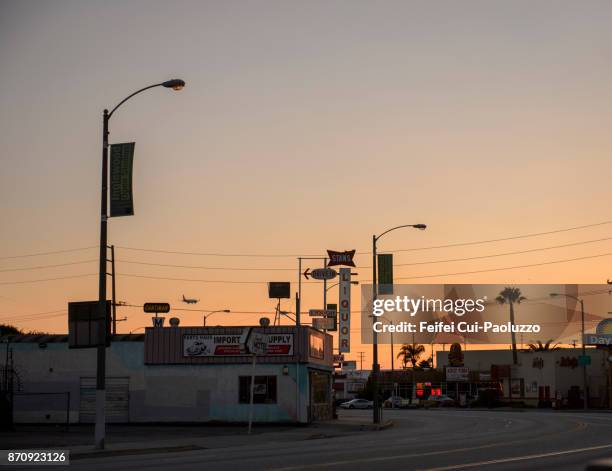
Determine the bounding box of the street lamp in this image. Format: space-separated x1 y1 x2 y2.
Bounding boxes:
203 309 231 326
550 292 588 410
326 280 359 292
96 79 185 450
372 223 426 424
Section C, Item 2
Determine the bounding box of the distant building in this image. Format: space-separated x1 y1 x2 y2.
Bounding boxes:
3 325 333 424
436 347 609 407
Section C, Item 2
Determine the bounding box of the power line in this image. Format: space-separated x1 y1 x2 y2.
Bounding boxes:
0 220 608 262
110 236 612 272
3 250 609 286
391 237 612 267
383 221 612 254
0 246 97 261
393 252 612 281
115 220 612 257
0 274 96 285
0 260 97 273
117 260 294 271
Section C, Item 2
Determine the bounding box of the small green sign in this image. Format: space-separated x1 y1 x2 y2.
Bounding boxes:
110 142 135 217
326 303 337 331
378 253 393 295
578 355 591 366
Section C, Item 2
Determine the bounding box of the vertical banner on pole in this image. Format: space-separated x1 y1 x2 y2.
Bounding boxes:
377 254 393 295
339 268 351 353
110 142 135 217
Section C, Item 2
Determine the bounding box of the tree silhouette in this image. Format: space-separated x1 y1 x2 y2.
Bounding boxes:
397 343 425 368
528 340 560 352
496 287 526 365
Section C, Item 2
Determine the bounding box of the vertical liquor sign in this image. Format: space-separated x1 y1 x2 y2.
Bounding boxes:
338 268 351 353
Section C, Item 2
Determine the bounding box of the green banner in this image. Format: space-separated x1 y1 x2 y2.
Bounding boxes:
110 142 135 217
326 303 338 331
377 253 393 295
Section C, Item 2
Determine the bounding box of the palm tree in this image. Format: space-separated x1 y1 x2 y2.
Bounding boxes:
397 343 426 368
496 287 526 365
527 340 560 352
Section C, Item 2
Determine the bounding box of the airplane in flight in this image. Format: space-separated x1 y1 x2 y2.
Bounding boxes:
182 295 199 304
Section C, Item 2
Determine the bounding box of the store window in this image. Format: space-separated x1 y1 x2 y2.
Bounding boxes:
239 376 277 404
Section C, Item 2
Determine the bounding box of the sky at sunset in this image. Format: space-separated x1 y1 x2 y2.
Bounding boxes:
1 0 611 368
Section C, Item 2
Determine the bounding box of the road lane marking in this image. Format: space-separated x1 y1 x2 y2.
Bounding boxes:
418 443 612 471
269 421 592 471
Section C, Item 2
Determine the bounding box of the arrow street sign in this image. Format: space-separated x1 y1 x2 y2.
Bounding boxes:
327 250 356 267
304 267 337 281
309 309 337 317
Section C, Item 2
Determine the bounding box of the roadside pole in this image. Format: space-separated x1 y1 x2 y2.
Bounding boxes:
248 353 256 435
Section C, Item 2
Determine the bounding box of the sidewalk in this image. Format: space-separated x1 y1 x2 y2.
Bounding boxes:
1 418 393 459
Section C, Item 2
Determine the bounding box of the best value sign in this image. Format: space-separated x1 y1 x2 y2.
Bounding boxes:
446 367 470 381
338 267 351 352
183 330 293 357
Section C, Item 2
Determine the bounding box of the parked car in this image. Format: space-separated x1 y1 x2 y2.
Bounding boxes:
339 398 373 409
383 396 408 408
423 394 456 408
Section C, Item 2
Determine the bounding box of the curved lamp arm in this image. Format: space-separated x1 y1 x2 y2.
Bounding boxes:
375 224 426 242
108 79 185 119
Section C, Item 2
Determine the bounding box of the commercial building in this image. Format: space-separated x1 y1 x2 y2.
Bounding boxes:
436 347 610 407
3 325 333 424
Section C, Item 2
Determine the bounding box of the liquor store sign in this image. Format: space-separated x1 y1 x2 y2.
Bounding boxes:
183 330 294 357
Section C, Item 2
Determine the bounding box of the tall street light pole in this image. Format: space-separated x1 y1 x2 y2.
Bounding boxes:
550 292 588 410
372 223 426 424
203 309 231 326
96 79 185 450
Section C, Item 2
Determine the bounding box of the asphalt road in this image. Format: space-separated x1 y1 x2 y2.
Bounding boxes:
64 410 612 470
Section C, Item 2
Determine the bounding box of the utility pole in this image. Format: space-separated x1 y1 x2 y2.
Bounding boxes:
96 78 185 450
108 245 117 336
356 351 365 371
371 223 426 424
95 108 109 450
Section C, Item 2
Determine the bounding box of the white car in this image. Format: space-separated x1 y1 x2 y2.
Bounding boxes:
339 398 373 409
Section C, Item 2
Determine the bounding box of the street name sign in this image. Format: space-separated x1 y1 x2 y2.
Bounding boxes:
309 309 338 317
303 268 337 280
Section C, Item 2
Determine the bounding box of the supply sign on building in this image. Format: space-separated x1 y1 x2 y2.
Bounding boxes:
183 330 293 357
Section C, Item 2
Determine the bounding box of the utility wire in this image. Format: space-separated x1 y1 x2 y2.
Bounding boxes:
0 274 96 285
393 252 612 281
115 220 612 258
0 260 97 273
2 251 610 285
0 246 97 261
1 220 609 261
111 236 612 271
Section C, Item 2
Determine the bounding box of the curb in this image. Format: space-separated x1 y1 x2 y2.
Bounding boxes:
359 420 394 432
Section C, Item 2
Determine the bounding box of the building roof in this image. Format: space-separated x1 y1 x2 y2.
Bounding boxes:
0 334 145 343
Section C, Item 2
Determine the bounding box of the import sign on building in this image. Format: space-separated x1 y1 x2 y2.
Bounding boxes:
338 268 351 353
183 329 294 357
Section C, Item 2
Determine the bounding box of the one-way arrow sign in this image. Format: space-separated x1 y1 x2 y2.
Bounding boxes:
303 268 311 280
